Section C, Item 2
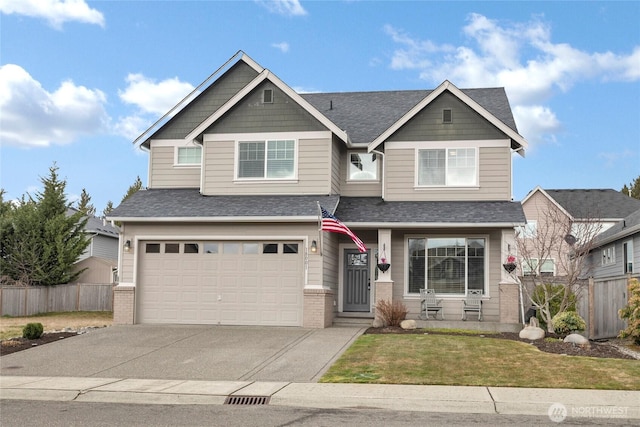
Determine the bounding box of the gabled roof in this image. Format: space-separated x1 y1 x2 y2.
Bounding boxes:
67 208 119 237
522 186 640 220
366 80 527 155
592 208 640 248
133 52 526 153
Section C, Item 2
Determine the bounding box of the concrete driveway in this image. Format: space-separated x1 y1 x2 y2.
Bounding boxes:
0 325 365 382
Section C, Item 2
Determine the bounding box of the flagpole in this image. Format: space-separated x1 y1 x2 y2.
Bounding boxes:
316 201 322 256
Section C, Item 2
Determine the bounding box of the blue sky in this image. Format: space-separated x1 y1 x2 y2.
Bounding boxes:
1 1 639 215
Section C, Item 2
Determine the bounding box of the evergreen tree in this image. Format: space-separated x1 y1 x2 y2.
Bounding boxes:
121 176 143 203
621 176 640 200
102 200 114 217
76 188 96 216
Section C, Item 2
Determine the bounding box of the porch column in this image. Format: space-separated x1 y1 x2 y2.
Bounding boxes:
374 229 394 321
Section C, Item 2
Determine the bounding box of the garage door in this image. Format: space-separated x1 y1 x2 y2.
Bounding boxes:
137 241 303 326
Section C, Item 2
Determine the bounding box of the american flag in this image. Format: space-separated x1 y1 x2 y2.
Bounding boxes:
320 206 367 253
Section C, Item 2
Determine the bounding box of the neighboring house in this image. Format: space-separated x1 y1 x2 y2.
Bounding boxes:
519 187 640 277
108 51 529 328
70 209 120 284
582 207 640 338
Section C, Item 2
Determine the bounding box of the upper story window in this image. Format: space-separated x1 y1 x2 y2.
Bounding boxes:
602 246 615 266
516 220 537 239
623 240 634 273
176 146 202 165
348 152 378 181
417 148 477 186
237 140 296 179
442 109 452 124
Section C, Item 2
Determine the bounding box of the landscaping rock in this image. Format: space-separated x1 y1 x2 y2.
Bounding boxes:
519 325 545 340
564 333 589 346
372 318 385 328
400 319 417 330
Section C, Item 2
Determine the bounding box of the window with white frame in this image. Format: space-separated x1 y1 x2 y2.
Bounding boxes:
516 220 537 239
602 246 615 266
417 148 477 186
407 237 485 295
177 146 201 165
348 152 378 181
237 140 295 179
623 240 634 273
522 258 555 276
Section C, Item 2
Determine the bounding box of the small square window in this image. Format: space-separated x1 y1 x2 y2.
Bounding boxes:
263 89 273 103
184 243 199 254
204 243 218 254
243 243 259 254
145 243 160 254
263 243 278 254
283 243 298 254
223 243 239 254
165 243 180 253
177 146 201 165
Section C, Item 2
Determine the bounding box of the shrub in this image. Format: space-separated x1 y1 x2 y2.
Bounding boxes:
552 311 586 336
375 300 408 327
22 322 44 340
618 278 640 345
532 284 577 330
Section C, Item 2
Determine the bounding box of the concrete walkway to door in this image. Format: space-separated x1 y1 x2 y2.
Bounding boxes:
0 325 365 383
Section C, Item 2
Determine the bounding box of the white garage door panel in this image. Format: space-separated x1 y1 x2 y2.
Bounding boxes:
137 241 303 326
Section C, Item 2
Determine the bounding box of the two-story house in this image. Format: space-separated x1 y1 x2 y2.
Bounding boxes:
108 51 528 328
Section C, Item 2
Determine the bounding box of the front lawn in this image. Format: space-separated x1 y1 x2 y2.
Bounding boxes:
0 311 113 340
320 333 640 390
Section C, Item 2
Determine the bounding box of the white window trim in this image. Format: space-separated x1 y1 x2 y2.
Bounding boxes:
234 138 299 181
601 246 616 266
403 234 489 298
623 240 634 274
414 146 479 188
174 145 202 167
346 151 380 183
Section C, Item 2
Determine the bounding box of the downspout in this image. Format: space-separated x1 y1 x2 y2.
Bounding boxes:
371 150 385 201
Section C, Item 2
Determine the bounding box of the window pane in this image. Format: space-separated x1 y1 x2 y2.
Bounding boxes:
266 140 294 178
467 238 485 291
427 238 465 294
177 146 201 164
243 243 259 254
223 243 239 254
165 243 179 254
184 243 199 254
349 153 378 180
204 243 218 254
408 238 425 293
447 148 476 185
418 149 445 185
540 259 554 276
263 243 278 254
238 142 265 178
283 243 298 254
145 243 160 253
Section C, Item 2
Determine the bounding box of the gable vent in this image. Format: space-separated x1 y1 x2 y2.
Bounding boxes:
263 89 273 104
224 395 270 405
443 108 452 123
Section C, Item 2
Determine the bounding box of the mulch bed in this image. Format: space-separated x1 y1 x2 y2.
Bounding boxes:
365 327 638 360
1 332 79 356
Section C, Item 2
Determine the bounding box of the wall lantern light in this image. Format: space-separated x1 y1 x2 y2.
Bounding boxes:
310 240 318 253
124 240 131 252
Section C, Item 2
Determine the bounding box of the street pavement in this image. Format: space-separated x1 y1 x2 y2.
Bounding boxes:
1 325 639 422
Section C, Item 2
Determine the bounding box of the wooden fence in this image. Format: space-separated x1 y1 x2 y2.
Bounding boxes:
578 275 637 340
0 283 114 316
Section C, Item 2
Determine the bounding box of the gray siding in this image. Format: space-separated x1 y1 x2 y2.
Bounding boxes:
207 82 327 135
201 136 332 195
591 234 640 279
383 146 511 201
387 92 507 142
153 62 260 140
149 145 201 189
92 235 119 261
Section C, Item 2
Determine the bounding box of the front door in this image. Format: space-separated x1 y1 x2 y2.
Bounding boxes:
343 249 370 312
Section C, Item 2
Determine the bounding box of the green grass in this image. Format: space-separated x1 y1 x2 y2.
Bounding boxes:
320 333 640 390
1 311 112 340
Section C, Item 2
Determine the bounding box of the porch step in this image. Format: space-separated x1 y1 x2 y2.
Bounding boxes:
333 316 374 327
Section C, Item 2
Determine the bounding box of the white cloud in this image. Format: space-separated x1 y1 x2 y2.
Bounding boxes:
256 0 307 16
384 14 640 146
0 0 105 29
115 73 197 141
272 42 290 53
598 149 636 168
0 64 108 147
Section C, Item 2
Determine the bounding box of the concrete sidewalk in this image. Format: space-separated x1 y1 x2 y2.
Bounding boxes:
1 376 639 421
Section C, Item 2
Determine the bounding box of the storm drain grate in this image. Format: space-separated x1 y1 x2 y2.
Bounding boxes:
224 395 270 405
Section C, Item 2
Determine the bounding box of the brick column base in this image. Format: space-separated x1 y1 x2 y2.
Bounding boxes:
303 288 335 328
113 285 135 325
374 280 394 322
499 281 521 324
